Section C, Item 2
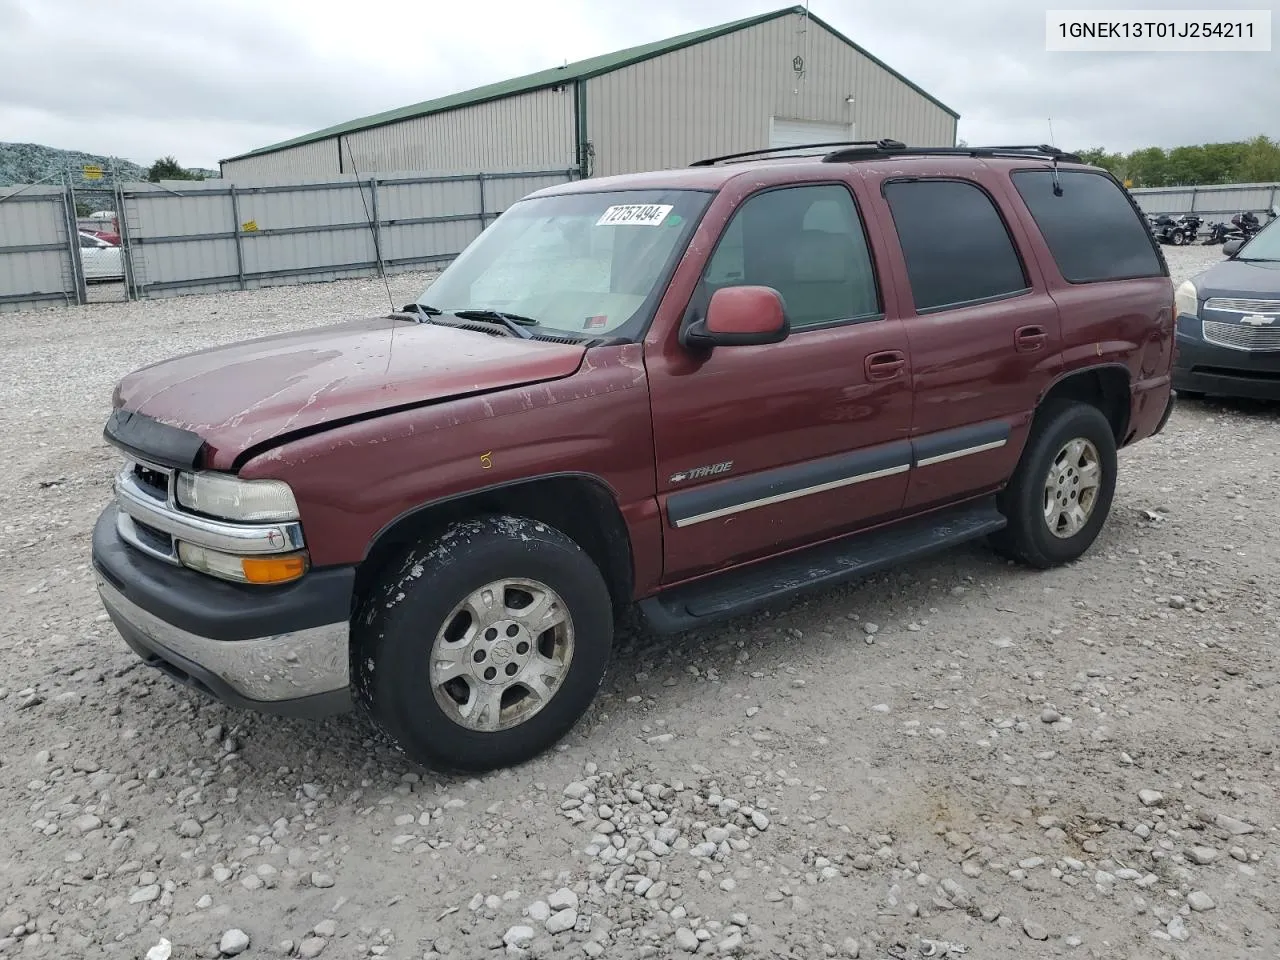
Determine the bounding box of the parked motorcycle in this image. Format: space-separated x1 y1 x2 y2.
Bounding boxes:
1174 214 1203 244
1203 220 1231 244
1148 213 1199 246
1231 211 1261 239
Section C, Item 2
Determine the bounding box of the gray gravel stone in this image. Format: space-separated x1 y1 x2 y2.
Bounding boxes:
503 926 535 949
528 900 550 922
675 928 700 952
1023 919 1049 941
547 887 577 911
219 929 250 956
545 908 577 934
298 937 327 958
1214 814 1255 835
1187 891 1215 912
129 884 161 904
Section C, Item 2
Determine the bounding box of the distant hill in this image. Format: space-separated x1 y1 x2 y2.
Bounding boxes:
0 142 218 189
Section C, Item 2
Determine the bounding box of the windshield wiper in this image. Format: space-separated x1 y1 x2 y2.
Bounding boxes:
396 302 442 322
451 308 537 339
1236 257 1280 263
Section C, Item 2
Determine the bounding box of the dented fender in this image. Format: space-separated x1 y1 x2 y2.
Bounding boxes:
236 343 665 593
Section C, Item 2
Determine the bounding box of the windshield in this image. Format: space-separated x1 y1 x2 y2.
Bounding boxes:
418 189 711 340
1236 216 1280 261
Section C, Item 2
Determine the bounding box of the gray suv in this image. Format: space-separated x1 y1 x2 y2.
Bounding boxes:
1175 208 1280 400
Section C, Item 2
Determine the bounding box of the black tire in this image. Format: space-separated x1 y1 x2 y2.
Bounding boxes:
990 402 1118 569
1171 229 1185 245
353 516 613 772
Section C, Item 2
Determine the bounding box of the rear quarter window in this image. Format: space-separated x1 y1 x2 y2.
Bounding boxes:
882 178 1030 312
1012 170 1166 283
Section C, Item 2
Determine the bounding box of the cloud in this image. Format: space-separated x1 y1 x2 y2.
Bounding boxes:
1 0 1275 168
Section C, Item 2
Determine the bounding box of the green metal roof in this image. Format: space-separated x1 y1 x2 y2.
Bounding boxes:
223 5 958 163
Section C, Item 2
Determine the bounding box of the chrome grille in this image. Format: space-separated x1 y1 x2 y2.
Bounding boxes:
1204 297 1280 314
132 462 171 501
1202 320 1280 352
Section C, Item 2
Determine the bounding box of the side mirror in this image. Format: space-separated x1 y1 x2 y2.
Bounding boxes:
1223 238 1244 257
682 286 789 350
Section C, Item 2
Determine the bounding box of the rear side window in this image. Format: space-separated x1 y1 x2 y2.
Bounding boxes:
1012 170 1165 282
883 179 1029 312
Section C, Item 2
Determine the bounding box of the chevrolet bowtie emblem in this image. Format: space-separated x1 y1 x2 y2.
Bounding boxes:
1240 314 1276 326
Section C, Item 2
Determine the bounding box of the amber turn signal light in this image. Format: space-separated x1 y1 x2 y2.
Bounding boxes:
241 553 309 584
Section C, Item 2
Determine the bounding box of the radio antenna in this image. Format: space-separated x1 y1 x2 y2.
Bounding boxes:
343 136 398 377
343 135 395 315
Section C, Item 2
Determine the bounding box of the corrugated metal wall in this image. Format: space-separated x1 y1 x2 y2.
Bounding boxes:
0 184 81 313
220 138 340 184
120 168 574 299
1129 182 1280 217
225 89 575 183
586 12 956 176
343 88 576 174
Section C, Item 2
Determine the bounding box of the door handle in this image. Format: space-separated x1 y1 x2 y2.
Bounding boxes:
1015 325 1048 353
865 350 906 381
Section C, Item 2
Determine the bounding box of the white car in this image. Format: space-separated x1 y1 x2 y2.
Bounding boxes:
79 232 124 281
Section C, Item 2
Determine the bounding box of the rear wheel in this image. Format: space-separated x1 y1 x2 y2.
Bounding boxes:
990 402 1117 569
353 516 614 772
1170 229 1186 245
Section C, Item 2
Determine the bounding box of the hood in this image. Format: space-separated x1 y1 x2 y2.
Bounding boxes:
112 316 586 469
1195 258 1280 299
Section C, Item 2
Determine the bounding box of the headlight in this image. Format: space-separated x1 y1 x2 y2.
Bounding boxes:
178 543 309 584
176 472 299 522
1174 279 1198 319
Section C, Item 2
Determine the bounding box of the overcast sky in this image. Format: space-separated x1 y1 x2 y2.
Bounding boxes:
1 0 1276 169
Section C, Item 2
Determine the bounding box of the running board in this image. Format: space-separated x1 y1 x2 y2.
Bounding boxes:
639 497 1007 635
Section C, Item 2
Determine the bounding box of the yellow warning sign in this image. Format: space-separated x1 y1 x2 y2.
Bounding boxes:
82 165 104 180
1123 179 1133 188
241 220 259 232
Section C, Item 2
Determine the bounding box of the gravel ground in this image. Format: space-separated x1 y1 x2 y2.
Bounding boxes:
3 245 1278 960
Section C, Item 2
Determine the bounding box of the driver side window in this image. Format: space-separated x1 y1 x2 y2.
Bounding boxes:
700 184 880 329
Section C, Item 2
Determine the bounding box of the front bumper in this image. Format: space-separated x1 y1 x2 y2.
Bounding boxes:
1174 331 1280 400
92 505 354 717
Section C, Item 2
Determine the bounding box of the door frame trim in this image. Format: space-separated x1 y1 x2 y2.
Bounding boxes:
667 440 912 528
665 419 1015 528
912 420 1011 467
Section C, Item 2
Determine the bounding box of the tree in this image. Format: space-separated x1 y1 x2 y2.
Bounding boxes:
1075 147 1125 178
1067 137 1280 187
146 156 204 182
1238 135 1280 183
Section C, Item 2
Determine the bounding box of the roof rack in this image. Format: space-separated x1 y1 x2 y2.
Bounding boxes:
689 139 907 166
822 143 1082 163
690 141 1083 167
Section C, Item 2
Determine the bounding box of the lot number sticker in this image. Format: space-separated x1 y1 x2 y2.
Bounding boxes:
596 204 673 227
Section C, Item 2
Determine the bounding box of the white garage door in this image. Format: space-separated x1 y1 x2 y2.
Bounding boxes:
769 118 854 149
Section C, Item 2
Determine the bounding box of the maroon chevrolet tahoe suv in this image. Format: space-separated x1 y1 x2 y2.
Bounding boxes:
92 141 1176 771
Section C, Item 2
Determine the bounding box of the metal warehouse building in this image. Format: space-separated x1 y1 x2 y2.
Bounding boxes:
220 5 957 183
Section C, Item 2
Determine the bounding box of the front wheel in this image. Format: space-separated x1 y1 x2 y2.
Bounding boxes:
990 402 1118 569
353 516 614 772
1170 229 1186 245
